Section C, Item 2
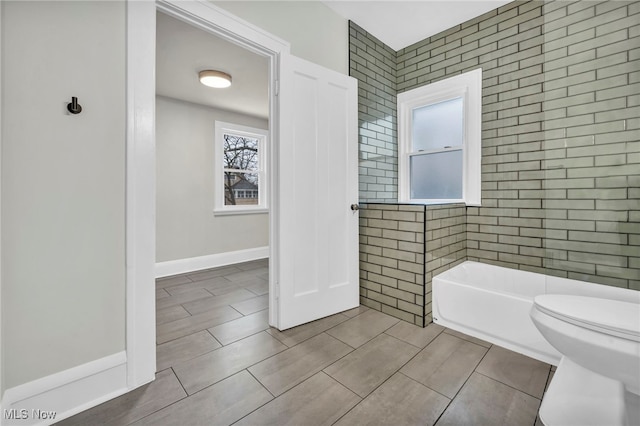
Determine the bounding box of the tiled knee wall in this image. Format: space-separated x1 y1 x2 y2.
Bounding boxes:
359 204 425 326
359 204 467 326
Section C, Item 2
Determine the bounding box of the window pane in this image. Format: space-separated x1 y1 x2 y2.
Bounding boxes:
410 150 463 200
412 97 463 152
224 172 259 206
223 134 259 171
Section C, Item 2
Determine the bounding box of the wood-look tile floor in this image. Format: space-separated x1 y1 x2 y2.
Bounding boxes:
60 259 554 426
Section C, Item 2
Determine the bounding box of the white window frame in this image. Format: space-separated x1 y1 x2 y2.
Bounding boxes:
214 121 268 215
398 68 482 206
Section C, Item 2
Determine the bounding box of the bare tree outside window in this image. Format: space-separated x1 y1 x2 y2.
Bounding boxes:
223 134 260 206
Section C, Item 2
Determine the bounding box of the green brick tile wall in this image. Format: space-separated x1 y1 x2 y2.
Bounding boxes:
351 0 639 299
539 0 639 289
350 22 398 202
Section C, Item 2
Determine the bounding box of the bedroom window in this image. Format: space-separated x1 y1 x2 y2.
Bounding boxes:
214 121 268 214
397 68 482 206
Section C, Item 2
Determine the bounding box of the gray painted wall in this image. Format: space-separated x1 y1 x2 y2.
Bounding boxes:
2 1 126 389
156 96 269 263
214 1 349 74
0 0 351 395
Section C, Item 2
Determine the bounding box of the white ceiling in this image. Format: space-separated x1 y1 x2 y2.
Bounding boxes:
156 12 269 119
324 1 512 51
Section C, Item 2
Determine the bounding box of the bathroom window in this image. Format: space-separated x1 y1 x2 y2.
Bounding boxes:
214 121 268 214
398 69 482 205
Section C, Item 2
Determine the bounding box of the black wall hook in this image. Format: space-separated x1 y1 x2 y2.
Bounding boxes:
67 97 82 114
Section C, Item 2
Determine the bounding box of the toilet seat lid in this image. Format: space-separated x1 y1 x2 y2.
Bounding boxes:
534 294 640 341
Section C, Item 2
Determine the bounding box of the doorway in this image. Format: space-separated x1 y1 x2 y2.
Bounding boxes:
126 0 288 388
127 0 358 390
154 10 270 278
154 8 272 356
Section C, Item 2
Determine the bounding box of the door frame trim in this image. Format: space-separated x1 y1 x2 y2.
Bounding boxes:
126 0 289 388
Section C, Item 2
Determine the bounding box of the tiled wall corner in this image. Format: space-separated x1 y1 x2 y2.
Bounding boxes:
424 205 468 324
349 22 399 203
359 203 468 326
359 204 425 325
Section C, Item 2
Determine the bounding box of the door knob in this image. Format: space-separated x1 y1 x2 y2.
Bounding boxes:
350 204 359 211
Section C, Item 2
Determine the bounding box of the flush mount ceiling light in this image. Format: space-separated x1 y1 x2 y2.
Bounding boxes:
199 70 232 88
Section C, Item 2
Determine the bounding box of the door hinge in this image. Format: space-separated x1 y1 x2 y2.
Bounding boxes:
275 80 279 97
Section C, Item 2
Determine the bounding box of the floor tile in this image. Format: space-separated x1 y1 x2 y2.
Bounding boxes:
182 289 257 315
249 333 353 396
236 372 360 426
385 321 445 348
266 313 349 347
208 309 270 345
341 305 370 318
156 288 170 300
324 334 419 398
155 288 213 310
156 305 242 344
235 259 269 271
476 345 551 398
156 305 191 326
163 276 231 296
443 328 492 348
156 330 221 371
326 309 399 348
245 280 269 296
187 265 242 282
436 373 540 426
173 331 287 394
156 274 192 289
209 283 251 296
335 373 450 426
401 332 488 399
59 369 186 426
133 371 272 426
232 276 270 289
65 260 554 425
231 294 269 315
545 369 555 393
224 269 268 282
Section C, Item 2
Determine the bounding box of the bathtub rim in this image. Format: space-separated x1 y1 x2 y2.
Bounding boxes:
431 260 639 366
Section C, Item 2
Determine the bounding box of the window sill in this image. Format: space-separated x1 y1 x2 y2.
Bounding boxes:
399 199 481 207
401 199 463 205
213 208 269 216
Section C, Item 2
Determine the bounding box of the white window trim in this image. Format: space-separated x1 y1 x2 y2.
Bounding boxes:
398 68 482 206
214 121 269 214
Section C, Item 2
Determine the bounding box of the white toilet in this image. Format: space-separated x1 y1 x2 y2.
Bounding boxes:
530 294 640 426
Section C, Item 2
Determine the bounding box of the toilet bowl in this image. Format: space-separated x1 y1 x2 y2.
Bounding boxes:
530 294 640 426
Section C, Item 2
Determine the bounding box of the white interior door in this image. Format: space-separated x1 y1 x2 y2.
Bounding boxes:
277 54 359 330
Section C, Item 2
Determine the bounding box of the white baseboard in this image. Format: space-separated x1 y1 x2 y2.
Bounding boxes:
1 352 129 426
155 246 269 278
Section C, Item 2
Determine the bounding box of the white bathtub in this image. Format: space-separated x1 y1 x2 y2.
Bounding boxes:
432 261 640 365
